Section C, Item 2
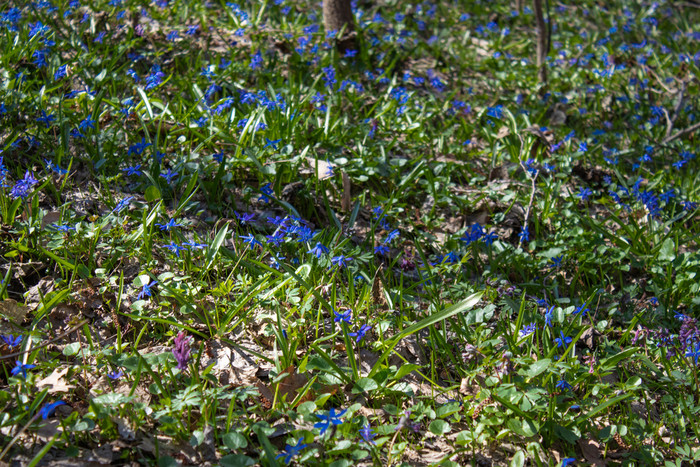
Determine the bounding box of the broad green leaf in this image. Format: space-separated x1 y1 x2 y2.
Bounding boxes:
510 450 525 467
428 419 451 435
525 359 551 379
220 454 256 467
353 377 379 393
145 185 161 202
223 432 248 450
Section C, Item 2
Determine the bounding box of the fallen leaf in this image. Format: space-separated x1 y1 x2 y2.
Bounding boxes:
36 367 76 394
305 157 334 180
276 365 311 405
578 439 606 466
0 299 29 323
371 266 389 310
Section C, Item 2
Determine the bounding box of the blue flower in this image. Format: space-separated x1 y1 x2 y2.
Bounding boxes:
11 361 36 378
686 344 700 365
264 138 281 149
560 457 576 467
160 169 179 184
107 370 123 380
10 171 39 200
519 225 529 243
276 438 308 464
384 229 400 244
54 64 68 80
259 183 274 203
137 281 157 300
40 401 66 419
331 255 353 268
554 331 573 348
2 334 22 348
519 323 536 337
163 242 187 257
239 234 262 248
374 244 390 255
314 408 347 435
573 305 589 317
359 424 376 444
235 211 255 224
334 309 352 324
122 164 142 176
544 306 554 327
156 218 182 231
576 188 593 201
348 324 372 343
556 379 573 391
550 255 563 268
112 196 134 214
308 242 329 258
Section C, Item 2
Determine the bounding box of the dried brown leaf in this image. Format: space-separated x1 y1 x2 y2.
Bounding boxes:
36 366 76 394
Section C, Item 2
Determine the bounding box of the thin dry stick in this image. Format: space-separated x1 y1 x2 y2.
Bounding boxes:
0 319 88 361
662 121 700 145
519 163 539 248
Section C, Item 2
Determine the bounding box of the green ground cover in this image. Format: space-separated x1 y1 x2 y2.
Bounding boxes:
1 0 700 465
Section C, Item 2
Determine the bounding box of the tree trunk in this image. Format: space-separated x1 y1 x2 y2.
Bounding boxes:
533 0 548 86
323 0 355 41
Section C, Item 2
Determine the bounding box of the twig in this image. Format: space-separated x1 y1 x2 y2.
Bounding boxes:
0 319 88 361
0 412 42 461
662 121 700 145
519 162 539 247
668 80 688 136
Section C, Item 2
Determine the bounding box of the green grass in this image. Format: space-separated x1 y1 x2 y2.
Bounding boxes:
1 0 700 465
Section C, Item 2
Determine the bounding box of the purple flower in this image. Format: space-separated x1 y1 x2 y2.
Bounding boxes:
172 332 192 370
40 401 66 419
348 324 371 343
314 408 347 435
